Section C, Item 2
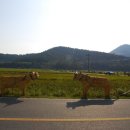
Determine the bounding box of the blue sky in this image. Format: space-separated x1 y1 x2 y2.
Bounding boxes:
0 0 130 54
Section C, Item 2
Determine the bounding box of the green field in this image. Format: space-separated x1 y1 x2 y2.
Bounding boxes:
0 68 130 99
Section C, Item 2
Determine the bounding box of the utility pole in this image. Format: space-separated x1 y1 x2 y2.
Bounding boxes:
87 53 90 72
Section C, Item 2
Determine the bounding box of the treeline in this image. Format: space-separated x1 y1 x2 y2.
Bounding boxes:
0 46 130 71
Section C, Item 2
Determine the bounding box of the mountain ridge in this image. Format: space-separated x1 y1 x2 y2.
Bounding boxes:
0 46 130 71
110 44 130 57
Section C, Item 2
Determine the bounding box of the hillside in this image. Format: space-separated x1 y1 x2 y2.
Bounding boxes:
110 44 130 57
0 46 130 71
0 53 20 62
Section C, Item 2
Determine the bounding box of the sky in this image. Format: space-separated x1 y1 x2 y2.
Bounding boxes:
0 0 130 54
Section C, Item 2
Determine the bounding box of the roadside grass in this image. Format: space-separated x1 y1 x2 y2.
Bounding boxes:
0 68 130 99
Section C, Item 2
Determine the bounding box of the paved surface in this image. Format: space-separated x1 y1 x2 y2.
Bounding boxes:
0 97 130 130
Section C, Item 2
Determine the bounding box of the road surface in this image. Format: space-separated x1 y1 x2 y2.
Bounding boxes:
0 97 130 130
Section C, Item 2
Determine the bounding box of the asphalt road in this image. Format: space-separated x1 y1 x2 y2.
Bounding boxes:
0 97 130 130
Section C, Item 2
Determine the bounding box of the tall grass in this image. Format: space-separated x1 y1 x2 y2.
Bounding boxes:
0 68 130 98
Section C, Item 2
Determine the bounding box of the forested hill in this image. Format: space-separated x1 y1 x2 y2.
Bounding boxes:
0 46 130 71
0 53 20 62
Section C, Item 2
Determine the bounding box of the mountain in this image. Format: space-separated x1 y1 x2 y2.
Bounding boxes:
110 44 130 57
0 46 130 71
